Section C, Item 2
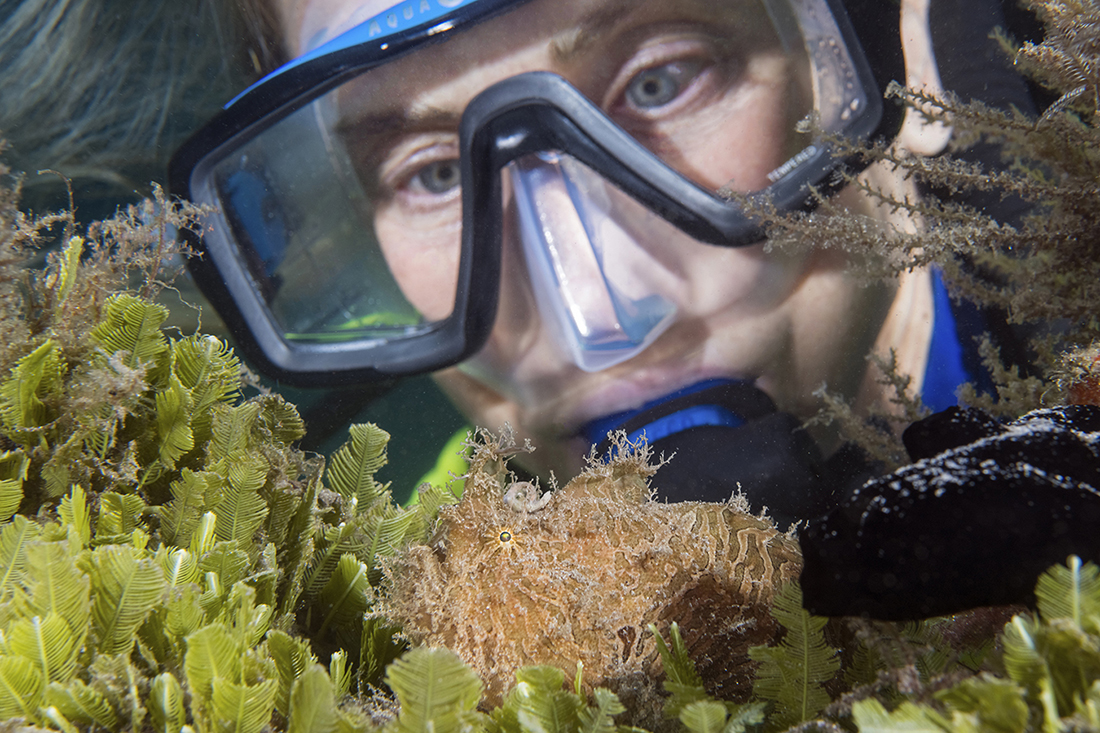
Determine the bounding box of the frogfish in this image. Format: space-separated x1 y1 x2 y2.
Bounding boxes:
382 430 801 725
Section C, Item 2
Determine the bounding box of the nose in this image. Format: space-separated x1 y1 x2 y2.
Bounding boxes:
506 151 677 372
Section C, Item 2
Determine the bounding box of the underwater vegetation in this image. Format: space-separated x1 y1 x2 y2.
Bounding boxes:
2 0 1100 731
739 0 1100 457
0 151 451 731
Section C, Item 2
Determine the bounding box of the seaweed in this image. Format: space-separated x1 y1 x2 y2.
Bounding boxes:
0 151 445 732
844 557 1100 732
651 623 767 733
748 583 841 731
734 0 1100 434
3 0 1100 730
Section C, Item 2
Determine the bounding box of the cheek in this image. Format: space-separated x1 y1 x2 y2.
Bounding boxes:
660 56 802 191
679 242 811 317
376 216 460 321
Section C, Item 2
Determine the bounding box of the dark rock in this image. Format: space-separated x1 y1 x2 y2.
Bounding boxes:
901 405 1002 461
801 405 1100 619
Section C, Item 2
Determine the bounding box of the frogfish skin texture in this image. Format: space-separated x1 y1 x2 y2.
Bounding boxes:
382 431 802 723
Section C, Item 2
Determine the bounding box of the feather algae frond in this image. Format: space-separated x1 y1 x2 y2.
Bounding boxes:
748 582 840 731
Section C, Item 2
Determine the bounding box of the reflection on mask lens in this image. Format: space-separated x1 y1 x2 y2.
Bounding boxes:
208 101 458 344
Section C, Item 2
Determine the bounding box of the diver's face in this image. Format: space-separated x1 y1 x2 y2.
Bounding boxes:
280 0 893 477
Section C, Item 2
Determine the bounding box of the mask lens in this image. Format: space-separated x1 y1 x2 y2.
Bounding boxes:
182 0 877 380
204 94 458 344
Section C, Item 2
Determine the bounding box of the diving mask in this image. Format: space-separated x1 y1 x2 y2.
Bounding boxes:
169 0 900 386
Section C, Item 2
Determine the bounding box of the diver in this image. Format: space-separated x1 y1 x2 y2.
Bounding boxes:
169 0 1039 533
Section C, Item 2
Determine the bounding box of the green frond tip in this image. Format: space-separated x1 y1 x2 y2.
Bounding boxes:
328 423 391 508
649 622 707 719
0 514 41 594
934 674 1029 733
159 469 221 548
498 664 630 733
59 483 91 547
191 510 218 557
724 703 767 733
1036 555 1100 633
55 235 84 302
0 654 45 721
386 646 485 733
185 623 244 701
316 553 372 637
679 700 729 733
510 665 582 733
330 649 351 699
171 334 241 416
748 581 840 731
157 546 200 587
0 339 65 436
23 540 91 649
8 612 80 683
95 491 146 543
268 629 317 717
212 452 268 545
155 373 195 469
359 616 408 692
148 672 186 733
208 401 262 462
87 544 166 655
851 699 948 733
287 664 339 733
0 449 27 521
579 687 626 733
89 293 169 371
1002 564 1100 725
210 677 278 733
45 678 120 731
256 393 306 445
1001 615 1046 691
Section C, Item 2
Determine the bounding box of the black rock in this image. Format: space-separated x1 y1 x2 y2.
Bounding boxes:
901 405 1002 461
800 405 1100 619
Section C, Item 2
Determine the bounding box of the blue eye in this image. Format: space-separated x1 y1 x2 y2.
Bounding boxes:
415 159 460 194
625 61 701 109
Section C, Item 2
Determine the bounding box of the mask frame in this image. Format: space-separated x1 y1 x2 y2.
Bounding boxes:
169 0 902 387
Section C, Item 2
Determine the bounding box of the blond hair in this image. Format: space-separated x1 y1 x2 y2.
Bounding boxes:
0 0 274 192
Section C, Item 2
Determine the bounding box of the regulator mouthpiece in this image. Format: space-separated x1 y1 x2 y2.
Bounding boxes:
509 151 677 372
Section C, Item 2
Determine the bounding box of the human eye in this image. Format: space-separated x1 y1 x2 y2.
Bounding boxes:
375 139 462 208
608 38 735 121
409 158 461 195
623 59 705 110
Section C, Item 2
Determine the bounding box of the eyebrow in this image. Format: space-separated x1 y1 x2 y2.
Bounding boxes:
334 106 462 192
335 106 462 142
551 0 735 63
550 0 639 63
